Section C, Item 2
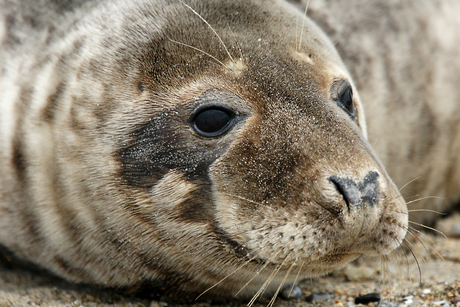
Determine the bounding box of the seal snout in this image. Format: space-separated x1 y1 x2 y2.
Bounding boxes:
329 171 381 210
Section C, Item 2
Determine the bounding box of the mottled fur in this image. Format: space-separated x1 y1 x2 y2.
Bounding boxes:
3 0 453 302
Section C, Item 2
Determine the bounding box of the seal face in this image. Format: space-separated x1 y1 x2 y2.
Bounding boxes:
304 0 460 227
0 0 407 301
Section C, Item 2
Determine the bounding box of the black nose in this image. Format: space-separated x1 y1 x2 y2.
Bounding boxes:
329 171 380 209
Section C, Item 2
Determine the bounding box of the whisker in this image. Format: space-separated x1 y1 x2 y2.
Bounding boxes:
180 0 234 62
408 220 447 238
244 239 296 306
287 259 304 298
403 231 434 279
400 194 420 201
248 260 284 307
383 247 396 284
384 254 393 285
195 245 266 300
247 265 277 307
295 15 298 51
380 255 391 301
402 239 422 283
267 255 295 307
297 0 311 51
234 249 282 297
383 254 389 284
378 254 386 284
399 176 422 191
393 242 411 282
406 226 444 261
407 209 446 216
384 206 409 216
221 192 263 206
237 239 298 299
226 23 244 60
392 249 406 285
396 239 412 278
370 135 380 148
383 252 401 307
169 39 230 70
405 196 444 206
404 232 428 266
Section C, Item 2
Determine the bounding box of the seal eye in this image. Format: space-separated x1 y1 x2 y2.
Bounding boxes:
192 107 233 137
338 84 355 117
331 80 356 118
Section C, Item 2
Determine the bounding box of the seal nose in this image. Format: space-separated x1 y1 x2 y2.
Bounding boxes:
329 171 380 210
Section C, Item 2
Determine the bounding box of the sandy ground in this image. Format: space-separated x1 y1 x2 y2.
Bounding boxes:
0 214 459 307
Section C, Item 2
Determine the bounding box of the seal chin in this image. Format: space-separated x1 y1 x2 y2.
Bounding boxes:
317 253 362 270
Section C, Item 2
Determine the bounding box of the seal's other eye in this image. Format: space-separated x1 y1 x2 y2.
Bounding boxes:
331 80 356 118
339 85 355 116
192 107 234 137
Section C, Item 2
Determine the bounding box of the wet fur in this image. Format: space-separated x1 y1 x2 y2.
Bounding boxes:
1 0 455 302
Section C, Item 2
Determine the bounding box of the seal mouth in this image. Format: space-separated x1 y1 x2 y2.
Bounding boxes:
247 252 362 278
320 252 361 263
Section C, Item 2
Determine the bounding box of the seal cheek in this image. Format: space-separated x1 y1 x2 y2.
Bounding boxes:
209 172 243 241
150 170 198 210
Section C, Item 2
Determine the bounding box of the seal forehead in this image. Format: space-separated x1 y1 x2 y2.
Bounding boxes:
137 0 346 95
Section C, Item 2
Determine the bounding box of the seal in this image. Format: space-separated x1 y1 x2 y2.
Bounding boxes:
0 0 408 302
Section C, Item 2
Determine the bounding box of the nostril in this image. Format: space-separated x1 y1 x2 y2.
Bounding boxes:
329 176 361 209
361 171 380 206
329 171 381 210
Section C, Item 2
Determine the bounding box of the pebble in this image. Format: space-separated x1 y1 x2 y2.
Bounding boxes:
401 295 414 305
305 293 333 302
280 284 302 299
150 301 168 307
378 300 398 307
354 293 381 305
451 224 460 238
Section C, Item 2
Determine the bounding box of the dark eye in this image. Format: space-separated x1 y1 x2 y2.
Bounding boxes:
192 107 234 137
338 84 355 117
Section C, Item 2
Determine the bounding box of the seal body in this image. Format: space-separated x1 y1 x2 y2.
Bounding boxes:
0 0 409 301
